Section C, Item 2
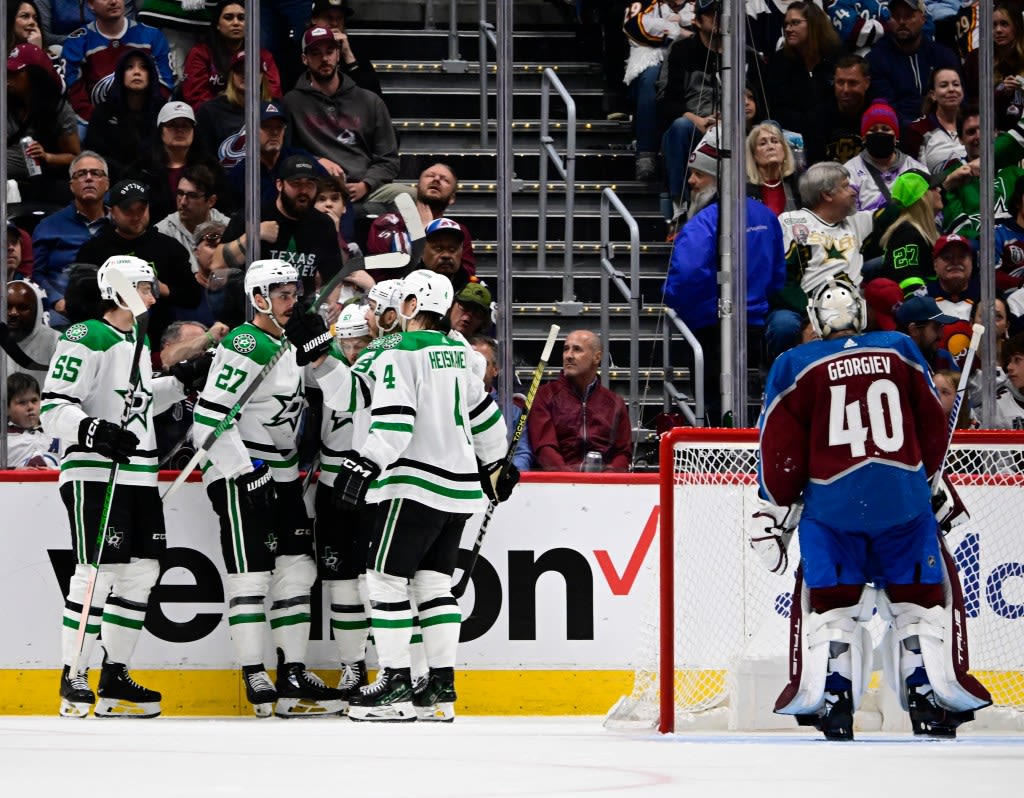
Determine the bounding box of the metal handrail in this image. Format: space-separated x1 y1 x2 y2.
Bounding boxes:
662 308 705 427
598 189 640 429
537 68 576 303
479 16 497 147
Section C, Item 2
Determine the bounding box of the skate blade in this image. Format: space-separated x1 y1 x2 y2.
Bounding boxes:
274 697 343 718
59 699 93 718
348 701 417 722
414 702 455 722
252 702 274 718
94 698 161 718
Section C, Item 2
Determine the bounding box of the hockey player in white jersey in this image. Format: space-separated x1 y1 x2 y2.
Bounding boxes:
287 269 518 721
41 256 192 718
193 259 343 717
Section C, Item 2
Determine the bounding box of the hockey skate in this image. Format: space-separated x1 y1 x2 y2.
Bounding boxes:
95 654 161 718
815 689 854 741
242 665 277 718
337 660 369 715
59 666 94 718
412 668 457 722
274 651 344 718
348 666 416 722
907 685 973 738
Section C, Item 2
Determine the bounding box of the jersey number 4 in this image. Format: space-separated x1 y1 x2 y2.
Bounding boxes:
828 380 904 457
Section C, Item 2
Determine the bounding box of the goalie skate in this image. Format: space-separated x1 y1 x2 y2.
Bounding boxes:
95 654 161 718
907 685 974 738
413 669 456 722
348 667 416 722
59 666 94 718
242 665 277 718
815 689 854 741
274 657 344 718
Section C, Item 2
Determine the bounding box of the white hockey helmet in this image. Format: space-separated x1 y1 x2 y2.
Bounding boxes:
808 276 866 338
97 255 156 310
367 278 402 319
245 259 299 313
335 303 371 339
398 269 454 320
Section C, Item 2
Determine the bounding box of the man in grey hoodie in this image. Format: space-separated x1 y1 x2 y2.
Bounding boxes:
4 279 60 377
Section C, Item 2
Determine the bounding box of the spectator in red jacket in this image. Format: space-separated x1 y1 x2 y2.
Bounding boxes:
528 330 632 472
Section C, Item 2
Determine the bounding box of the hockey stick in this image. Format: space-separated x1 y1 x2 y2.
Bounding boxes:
452 324 560 599
0 322 51 371
68 269 150 677
394 192 427 266
161 252 409 501
932 323 984 492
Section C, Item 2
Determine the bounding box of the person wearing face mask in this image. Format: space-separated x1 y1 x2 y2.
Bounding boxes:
843 99 926 211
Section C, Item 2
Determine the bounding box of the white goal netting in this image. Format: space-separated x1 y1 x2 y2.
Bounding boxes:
606 429 1024 733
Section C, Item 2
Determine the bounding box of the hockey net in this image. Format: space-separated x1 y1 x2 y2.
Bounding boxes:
606 428 1024 733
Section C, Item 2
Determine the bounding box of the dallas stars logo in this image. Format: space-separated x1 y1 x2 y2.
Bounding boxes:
328 411 351 434
264 533 278 553
115 385 154 430
321 546 340 572
65 323 89 342
105 526 124 549
267 385 304 431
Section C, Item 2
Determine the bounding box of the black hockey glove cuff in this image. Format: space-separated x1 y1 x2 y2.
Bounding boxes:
169 350 214 393
235 463 276 511
284 313 332 366
480 460 520 504
333 450 381 508
78 417 138 464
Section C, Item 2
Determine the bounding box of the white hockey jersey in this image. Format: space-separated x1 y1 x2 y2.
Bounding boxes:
317 329 506 513
40 319 184 486
778 208 875 295
313 345 371 489
194 322 305 483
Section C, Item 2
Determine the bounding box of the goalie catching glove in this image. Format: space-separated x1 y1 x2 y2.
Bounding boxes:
333 450 381 508
284 312 332 366
932 474 968 534
479 460 520 504
78 417 139 464
747 497 802 575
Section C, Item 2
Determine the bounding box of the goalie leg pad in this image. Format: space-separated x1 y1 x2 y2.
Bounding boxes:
775 576 876 717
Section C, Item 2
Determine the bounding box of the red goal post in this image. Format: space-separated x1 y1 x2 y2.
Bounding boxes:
605 428 1024 734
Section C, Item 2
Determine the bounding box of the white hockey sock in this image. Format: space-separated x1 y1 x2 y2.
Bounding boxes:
365 570 413 670
62 564 115 669
412 570 461 670
410 611 428 683
225 571 272 666
328 578 369 663
269 555 316 664
101 559 160 664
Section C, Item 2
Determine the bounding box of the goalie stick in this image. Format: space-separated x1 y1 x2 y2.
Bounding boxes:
394 192 427 266
162 251 409 500
451 323 560 599
69 268 149 677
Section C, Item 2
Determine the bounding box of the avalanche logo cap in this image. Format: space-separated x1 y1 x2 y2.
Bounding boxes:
424 217 464 240
303 26 337 51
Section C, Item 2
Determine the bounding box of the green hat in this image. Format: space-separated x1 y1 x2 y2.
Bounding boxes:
455 282 492 310
891 169 940 208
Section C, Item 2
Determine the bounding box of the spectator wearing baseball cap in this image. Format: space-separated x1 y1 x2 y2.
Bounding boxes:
448 281 494 337
895 294 960 372
843 99 928 212
419 217 474 293
876 169 944 297
180 3 283 111
928 233 978 322
309 0 383 99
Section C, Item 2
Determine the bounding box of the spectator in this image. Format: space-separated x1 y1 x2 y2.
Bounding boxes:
469 334 533 472
863 276 904 331
843 99 926 211
928 233 979 322
448 282 494 338
172 220 240 331
994 175 1024 293
194 49 274 168
826 0 890 55
155 165 231 274
991 332 1024 429
284 26 401 204
130 100 232 223
876 169 944 296
765 1 841 168
964 2 1024 132
61 0 173 128
308 0 382 98
418 218 474 294
313 176 374 305
83 48 165 182
6 221 33 280
31 151 111 327
7 2 62 77
365 163 476 277
154 319 215 468
865 0 959 130
6 43 80 204
745 122 802 215
5 372 60 469
214 154 343 297
181 2 282 111
818 54 873 165
259 0 315 87
4 279 59 378
933 369 975 430
901 67 967 174
970 296 1012 368
528 329 632 472
76 179 200 348
665 130 786 426
136 0 214 82
768 162 881 360
894 294 960 372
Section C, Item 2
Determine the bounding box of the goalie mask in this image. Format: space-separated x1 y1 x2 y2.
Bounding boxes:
245 259 300 314
398 269 454 323
808 276 866 338
335 303 371 340
97 256 156 310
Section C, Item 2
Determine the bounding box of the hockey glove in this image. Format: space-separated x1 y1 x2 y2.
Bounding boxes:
284 313 332 366
235 463 276 512
78 417 139 464
333 450 381 508
169 350 214 393
932 475 969 534
747 498 802 575
479 460 520 504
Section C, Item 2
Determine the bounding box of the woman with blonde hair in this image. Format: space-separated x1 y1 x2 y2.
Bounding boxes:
745 123 801 215
877 169 944 297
